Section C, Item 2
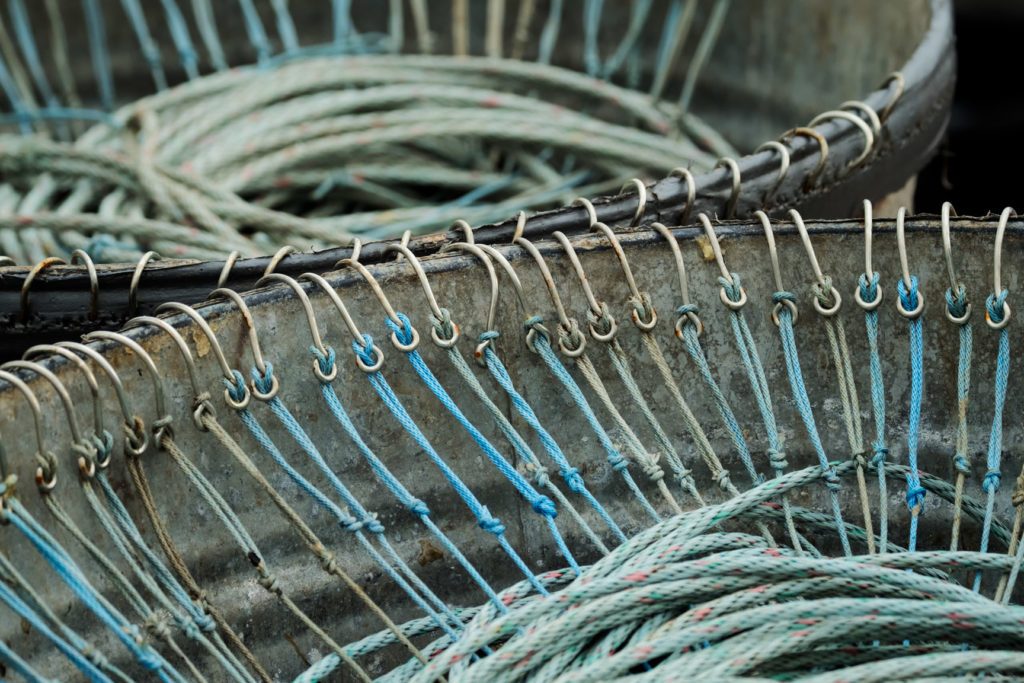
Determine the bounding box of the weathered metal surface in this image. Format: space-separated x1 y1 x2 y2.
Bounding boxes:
0 215 1019 678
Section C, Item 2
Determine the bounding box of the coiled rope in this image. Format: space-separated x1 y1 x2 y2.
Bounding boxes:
0 53 734 264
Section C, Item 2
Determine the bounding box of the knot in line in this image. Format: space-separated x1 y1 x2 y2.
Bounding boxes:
531 495 558 518
587 304 615 338
897 275 920 311
771 291 796 304
821 465 842 492
715 470 732 491
859 271 880 301
813 276 836 307
313 344 337 378
642 461 665 482
1013 476 1024 508
191 602 216 633
945 284 969 319
92 430 115 462
352 334 378 367
524 462 551 489
408 499 430 516
768 448 788 472
345 513 385 534
986 289 1010 324
386 312 417 348
561 467 585 493
477 507 506 535
558 319 586 352
953 453 970 475
320 552 339 574
606 450 629 472
478 330 500 343
633 292 656 324
432 307 457 341
984 469 1002 494
224 369 248 404
676 303 699 317
134 639 164 672
718 273 744 304
871 444 889 467
81 644 112 672
853 450 869 468
144 612 172 642
251 362 276 395
523 315 544 330
904 478 926 513
258 570 281 594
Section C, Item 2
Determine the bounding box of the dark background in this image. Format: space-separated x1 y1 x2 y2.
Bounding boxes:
914 1 1024 214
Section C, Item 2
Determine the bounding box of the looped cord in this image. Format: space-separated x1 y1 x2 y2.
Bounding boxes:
432 307 457 341
821 465 842 492
772 291 796 305
251 361 275 395
859 271 880 301
719 273 744 303
905 479 927 513
314 344 337 378
224 369 248 403
642 461 665 482
871 444 889 469
946 284 969 319
558 319 586 352
768 448 788 472
897 275 920 310
343 512 385 535
353 334 378 367
676 303 699 317
477 509 506 535
987 289 1010 325
587 302 615 338
386 312 417 348
984 470 1002 494
478 330 500 343
813 276 837 305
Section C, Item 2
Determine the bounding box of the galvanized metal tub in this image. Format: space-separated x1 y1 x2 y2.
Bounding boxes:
0 208 1022 679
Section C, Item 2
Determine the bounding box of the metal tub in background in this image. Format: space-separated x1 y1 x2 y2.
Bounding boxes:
0 0 953 352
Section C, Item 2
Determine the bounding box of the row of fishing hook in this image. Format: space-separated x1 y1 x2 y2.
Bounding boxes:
0 182 1015 497
1 70 906 323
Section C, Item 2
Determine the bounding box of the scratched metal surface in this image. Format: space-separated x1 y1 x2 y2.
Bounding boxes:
0 216 1020 679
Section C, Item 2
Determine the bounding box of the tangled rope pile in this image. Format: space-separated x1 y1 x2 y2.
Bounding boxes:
0 55 735 264
336 462 1024 682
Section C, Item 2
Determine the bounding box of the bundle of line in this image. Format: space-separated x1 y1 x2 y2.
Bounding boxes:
0 55 734 264
340 462 1024 682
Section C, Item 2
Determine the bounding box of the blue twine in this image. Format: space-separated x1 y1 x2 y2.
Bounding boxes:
120 0 169 91
481 335 627 544
773 294 852 556
526 322 661 522
0 575 109 682
897 277 927 551
860 272 890 550
3 498 173 679
676 305 765 483
311 344 499 630
82 0 115 110
979 290 1011 562
351 334 546 598
223 370 465 629
156 0 200 80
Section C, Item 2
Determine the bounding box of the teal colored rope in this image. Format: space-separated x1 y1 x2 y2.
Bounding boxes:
292 654 340 683
525 318 661 521
310 344 490 636
860 272 890 551
1 495 177 680
978 289 1011 582
897 277 927 552
223 369 462 632
387 312 580 574
478 330 626 545
353 331 549 597
771 291 852 556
